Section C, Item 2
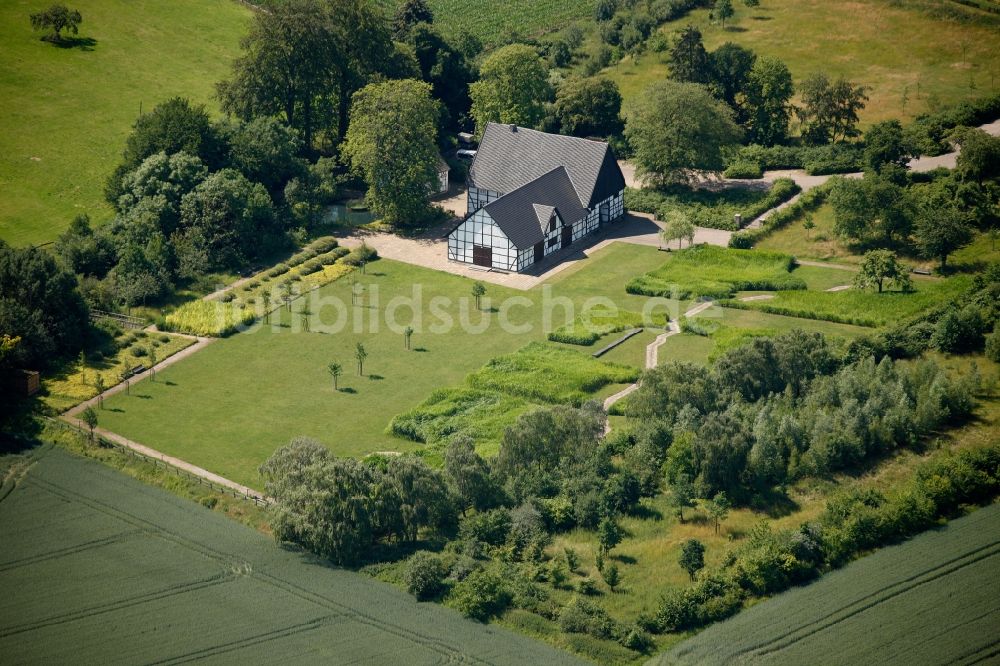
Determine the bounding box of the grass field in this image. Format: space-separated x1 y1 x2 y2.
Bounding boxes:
605 0 1000 126
95 243 672 486
722 274 973 326
0 444 581 664
0 0 250 247
656 501 1000 665
626 245 804 299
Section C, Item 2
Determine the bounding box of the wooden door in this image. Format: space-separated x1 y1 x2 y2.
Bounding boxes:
472 244 492 268
561 225 572 249
534 242 544 263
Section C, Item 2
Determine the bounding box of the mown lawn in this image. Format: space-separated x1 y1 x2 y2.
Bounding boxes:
96 243 672 486
0 0 250 247
605 0 1000 126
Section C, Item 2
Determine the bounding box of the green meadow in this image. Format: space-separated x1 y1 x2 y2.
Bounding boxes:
0 0 250 247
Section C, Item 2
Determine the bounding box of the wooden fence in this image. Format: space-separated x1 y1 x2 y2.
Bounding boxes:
90 309 147 330
47 418 272 508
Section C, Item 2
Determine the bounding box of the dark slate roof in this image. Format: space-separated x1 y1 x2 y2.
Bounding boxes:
469 123 626 209
482 167 586 249
532 204 555 232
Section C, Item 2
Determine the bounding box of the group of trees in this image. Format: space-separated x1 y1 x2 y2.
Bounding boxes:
623 329 980 504
829 126 1000 269
0 241 89 370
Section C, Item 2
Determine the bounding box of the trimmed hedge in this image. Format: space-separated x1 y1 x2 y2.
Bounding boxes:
730 181 833 248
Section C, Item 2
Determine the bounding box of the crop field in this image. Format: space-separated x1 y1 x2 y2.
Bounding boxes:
605 0 1000 126
0 0 251 247
0 445 581 664
95 243 671 486
626 245 803 299
398 0 596 46
656 502 1000 665
721 274 973 327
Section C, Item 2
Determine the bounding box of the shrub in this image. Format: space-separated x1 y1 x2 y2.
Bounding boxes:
558 596 619 639
299 259 323 275
986 324 1000 362
723 159 763 179
221 292 236 303
448 566 512 621
268 263 290 278
307 236 339 254
340 243 379 266
158 334 170 343
130 346 148 358
404 551 449 601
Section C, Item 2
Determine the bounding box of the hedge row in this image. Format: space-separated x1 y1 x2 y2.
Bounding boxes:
729 181 833 248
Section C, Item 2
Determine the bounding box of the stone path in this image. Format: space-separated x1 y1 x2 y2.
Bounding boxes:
826 284 852 292
740 294 776 301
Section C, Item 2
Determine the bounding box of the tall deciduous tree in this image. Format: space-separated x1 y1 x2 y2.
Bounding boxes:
913 185 973 271
670 26 711 84
709 42 757 119
341 79 441 226
863 120 913 174
714 0 735 27
30 4 82 42
829 174 914 245
624 80 743 184
743 56 794 146
854 249 911 293
469 44 551 138
81 406 98 441
553 77 623 138
444 437 500 514
354 342 368 375
392 0 433 38
408 23 475 133
797 73 869 144
954 127 1000 184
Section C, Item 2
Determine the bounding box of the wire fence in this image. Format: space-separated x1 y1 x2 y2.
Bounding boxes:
47 418 272 508
90 309 147 330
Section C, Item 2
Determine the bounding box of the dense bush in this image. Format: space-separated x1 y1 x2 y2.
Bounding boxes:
340 243 379 266
448 565 513 621
404 551 449 601
722 159 764 179
725 144 864 176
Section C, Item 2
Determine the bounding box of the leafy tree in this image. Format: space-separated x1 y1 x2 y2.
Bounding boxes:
259 437 376 565
470 44 551 137
392 0 433 38
444 436 500 514
679 539 705 580
854 250 911 293
985 324 1000 363
913 184 974 271
0 241 89 368
954 127 1000 184
669 26 711 84
115 151 208 233
553 77 623 138
407 23 475 132
450 566 512 621
80 406 98 441
598 516 624 555
355 342 368 375
705 492 730 534
797 73 869 144
403 325 414 350
471 281 487 310
744 0 760 6
383 455 457 541
107 98 222 203
148 348 157 381
178 169 278 272
709 42 756 117
404 551 447 600
669 474 696 522
54 215 116 278
829 174 914 245
218 0 391 148
660 210 696 249
743 55 794 146
595 0 618 22
863 120 913 174
327 361 342 390
29 4 82 42
342 79 441 226
624 80 742 183
223 118 305 200
714 0 735 27
601 562 620 591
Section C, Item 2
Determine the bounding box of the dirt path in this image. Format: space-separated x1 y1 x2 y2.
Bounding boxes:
603 301 712 424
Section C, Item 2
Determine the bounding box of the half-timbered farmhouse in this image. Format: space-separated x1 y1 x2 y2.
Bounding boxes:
447 123 626 272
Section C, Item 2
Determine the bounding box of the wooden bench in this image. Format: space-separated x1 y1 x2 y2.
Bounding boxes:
129 364 146 377
911 267 932 276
